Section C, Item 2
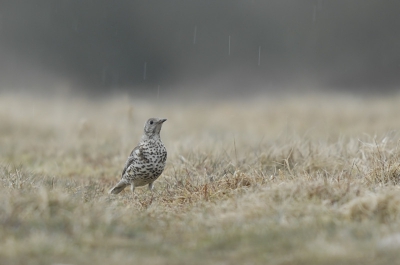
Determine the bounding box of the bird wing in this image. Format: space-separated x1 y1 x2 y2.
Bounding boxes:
121 144 143 178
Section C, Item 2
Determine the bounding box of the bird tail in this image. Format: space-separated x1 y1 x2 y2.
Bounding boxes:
109 180 128 194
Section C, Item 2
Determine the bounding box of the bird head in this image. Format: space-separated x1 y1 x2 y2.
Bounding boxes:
143 118 167 138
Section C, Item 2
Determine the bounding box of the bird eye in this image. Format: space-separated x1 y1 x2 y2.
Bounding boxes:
150 120 154 125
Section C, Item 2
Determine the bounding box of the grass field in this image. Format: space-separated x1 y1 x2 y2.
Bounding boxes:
1 91 400 264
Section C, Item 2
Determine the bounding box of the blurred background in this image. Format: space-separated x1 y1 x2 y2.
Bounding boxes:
0 0 399 97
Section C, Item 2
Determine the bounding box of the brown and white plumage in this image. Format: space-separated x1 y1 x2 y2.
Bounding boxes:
109 118 167 195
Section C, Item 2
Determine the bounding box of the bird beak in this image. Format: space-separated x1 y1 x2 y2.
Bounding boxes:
159 119 167 123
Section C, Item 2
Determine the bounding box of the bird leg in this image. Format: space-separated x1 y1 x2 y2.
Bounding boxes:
148 182 154 191
130 183 136 199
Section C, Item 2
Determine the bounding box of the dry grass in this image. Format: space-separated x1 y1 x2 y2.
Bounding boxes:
1 92 400 264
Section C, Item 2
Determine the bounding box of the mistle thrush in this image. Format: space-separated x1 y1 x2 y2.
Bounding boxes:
109 118 167 195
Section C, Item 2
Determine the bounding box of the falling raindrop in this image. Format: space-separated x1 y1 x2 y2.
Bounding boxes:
193 25 197 44
228 35 231 55
258 46 261 66
102 67 106 84
143 62 147 80
313 5 317 23
157 85 160 99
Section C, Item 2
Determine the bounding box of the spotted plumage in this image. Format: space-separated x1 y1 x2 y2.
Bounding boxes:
109 118 167 195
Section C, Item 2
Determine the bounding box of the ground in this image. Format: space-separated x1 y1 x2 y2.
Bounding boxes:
1 92 400 264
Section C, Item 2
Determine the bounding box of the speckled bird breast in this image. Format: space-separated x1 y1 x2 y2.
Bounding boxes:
125 139 167 186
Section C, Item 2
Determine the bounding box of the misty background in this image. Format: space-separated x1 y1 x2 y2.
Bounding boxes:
0 0 399 96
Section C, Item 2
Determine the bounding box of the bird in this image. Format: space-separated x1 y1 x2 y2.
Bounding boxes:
109 118 167 195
